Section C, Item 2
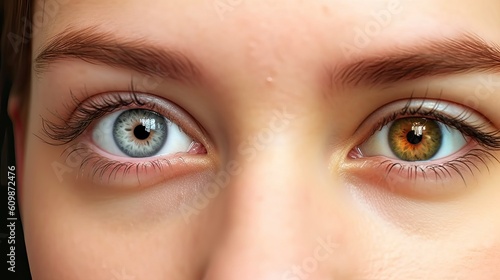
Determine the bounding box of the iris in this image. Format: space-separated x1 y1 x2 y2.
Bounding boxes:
388 118 442 161
113 109 168 157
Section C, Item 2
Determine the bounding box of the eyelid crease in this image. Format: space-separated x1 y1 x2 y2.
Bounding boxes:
346 97 500 190
359 98 500 150
38 83 206 150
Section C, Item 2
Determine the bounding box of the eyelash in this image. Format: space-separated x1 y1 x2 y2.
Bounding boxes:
62 144 189 185
42 87 500 186
40 83 206 185
355 98 500 185
42 84 155 145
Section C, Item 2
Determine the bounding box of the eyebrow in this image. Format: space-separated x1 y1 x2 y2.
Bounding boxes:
333 34 500 88
34 27 202 84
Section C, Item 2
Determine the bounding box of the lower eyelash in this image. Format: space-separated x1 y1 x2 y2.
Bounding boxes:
63 143 187 186
378 148 500 186
353 98 500 186
372 98 500 151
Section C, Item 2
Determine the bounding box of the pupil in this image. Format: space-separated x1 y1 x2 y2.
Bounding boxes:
134 125 150 140
406 130 422 145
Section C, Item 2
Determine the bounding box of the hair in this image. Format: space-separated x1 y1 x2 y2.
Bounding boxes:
1 0 32 178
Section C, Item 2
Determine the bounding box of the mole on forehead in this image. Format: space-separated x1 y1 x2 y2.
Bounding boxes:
241 16 331 85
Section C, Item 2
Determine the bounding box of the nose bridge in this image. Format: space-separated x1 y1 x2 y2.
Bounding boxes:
203 155 323 279
227 142 319 238
202 118 358 279
223 109 322 240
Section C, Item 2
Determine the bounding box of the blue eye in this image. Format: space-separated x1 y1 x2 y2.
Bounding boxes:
92 109 193 158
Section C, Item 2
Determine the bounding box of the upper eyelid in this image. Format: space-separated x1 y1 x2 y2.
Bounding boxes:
39 91 205 147
40 92 147 145
355 99 500 146
360 99 490 132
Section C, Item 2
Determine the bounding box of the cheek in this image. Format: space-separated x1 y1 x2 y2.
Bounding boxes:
19 140 107 278
20 132 213 279
358 230 500 279
22 174 204 280
454 226 500 279
465 248 500 279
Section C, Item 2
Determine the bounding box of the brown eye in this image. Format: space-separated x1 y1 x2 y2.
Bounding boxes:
388 118 442 161
358 116 467 162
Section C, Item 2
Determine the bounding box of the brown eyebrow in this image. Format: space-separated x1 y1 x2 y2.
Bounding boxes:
333 34 500 88
34 26 202 84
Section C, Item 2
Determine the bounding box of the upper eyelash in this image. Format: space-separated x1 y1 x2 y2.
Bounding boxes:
370 98 500 150
356 97 500 186
37 82 210 184
39 82 155 146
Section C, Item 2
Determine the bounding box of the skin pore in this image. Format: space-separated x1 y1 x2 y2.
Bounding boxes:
8 0 500 279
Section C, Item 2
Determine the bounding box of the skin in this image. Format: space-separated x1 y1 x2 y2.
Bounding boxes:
7 0 500 279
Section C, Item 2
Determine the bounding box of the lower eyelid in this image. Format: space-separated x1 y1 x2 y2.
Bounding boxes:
79 131 206 165
44 91 216 188
62 142 212 188
344 143 498 197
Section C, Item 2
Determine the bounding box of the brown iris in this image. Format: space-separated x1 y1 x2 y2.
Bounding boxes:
388 117 442 161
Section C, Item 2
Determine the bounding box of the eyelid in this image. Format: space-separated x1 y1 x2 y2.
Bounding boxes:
355 98 496 140
93 92 207 145
344 98 500 196
43 91 210 151
66 144 212 188
47 91 212 187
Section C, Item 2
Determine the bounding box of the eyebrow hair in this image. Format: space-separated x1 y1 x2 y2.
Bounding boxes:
333 34 500 87
34 26 202 83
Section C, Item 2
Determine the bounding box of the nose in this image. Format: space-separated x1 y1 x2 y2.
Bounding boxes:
201 130 362 280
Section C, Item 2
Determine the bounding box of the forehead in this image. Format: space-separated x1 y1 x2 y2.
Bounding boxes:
31 0 500 95
33 0 500 54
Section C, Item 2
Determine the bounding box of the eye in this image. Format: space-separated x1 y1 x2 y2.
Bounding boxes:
345 98 500 194
92 108 193 158
358 117 467 161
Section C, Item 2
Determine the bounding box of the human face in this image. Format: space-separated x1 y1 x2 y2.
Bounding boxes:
17 0 500 279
